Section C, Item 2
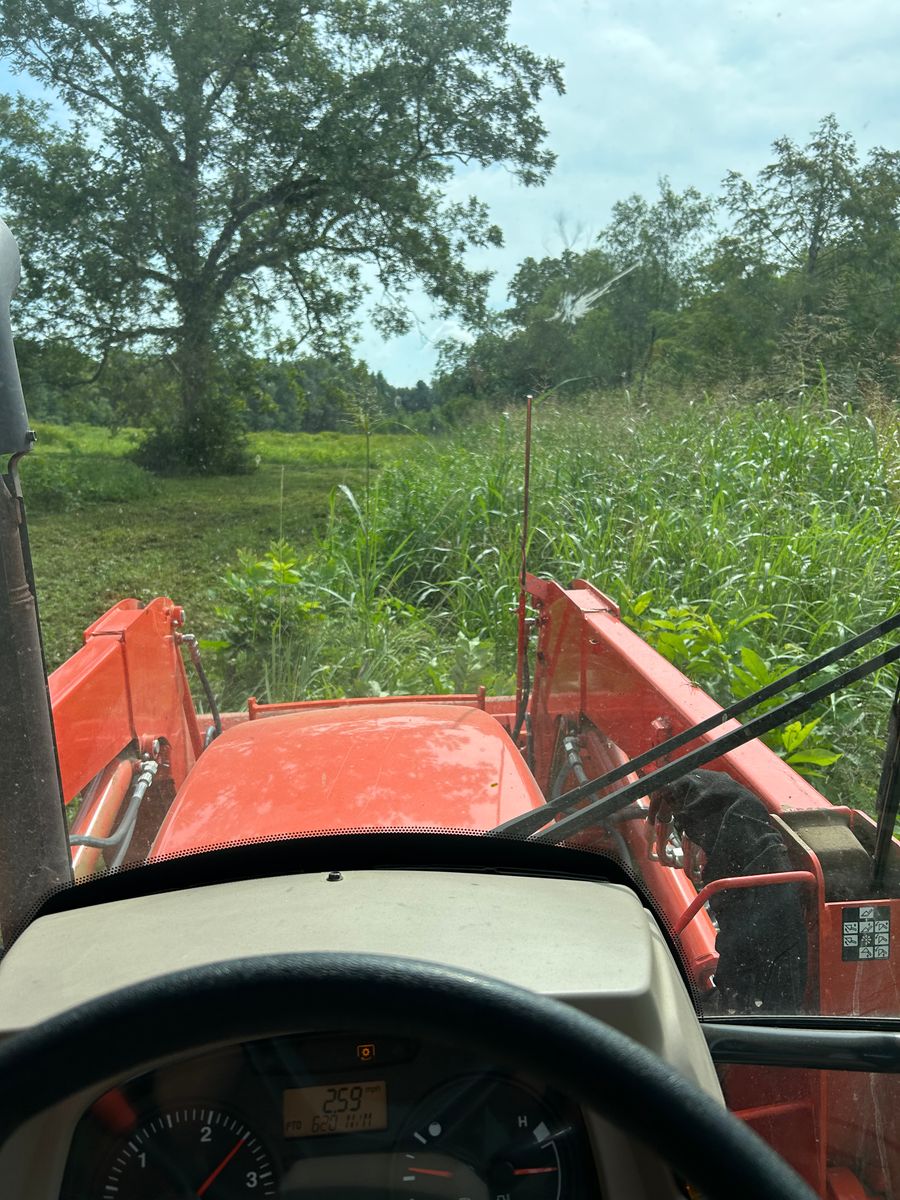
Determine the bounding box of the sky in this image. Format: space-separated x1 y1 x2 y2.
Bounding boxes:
2 0 898 385
357 0 900 384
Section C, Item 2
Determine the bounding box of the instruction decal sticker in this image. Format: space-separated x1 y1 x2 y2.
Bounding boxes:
842 905 891 961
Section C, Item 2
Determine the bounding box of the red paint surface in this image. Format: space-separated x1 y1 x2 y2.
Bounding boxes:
50 598 202 803
151 703 544 856
673 871 817 935
527 576 834 815
819 897 900 1018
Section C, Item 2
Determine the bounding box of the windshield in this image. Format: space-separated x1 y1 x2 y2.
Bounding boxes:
1 0 899 1029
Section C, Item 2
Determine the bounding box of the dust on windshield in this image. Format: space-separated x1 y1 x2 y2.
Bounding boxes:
0 0 898 1033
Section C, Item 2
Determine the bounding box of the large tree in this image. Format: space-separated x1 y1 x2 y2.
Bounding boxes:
722 115 857 302
598 178 714 387
0 0 562 470
723 116 900 391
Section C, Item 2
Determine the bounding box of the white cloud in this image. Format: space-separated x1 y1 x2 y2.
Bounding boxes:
5 0 898 385
360 0 899 383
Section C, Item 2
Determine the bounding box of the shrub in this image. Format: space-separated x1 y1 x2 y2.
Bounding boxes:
18 455 159 513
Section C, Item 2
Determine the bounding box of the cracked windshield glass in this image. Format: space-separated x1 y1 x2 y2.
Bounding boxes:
0 0 899 1194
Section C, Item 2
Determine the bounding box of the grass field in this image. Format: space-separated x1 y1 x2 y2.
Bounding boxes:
23 424 417 667
20 393 900 811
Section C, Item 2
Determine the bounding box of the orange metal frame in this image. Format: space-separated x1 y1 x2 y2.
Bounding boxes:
46 584 900 1197
523 574 900 1198
49 598 203 805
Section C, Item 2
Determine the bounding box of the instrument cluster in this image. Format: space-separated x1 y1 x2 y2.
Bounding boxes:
59 1031 601 1198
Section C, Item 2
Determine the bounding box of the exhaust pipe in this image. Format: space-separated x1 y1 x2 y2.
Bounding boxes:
0 219 73 945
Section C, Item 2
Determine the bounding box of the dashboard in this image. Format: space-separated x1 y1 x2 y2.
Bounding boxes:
59 1032 600 1198
0 865 724 1198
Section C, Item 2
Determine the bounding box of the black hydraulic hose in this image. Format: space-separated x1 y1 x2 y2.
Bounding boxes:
180 633 222 740
69 759 158 869
497 636 900 843
551 759 573 797
556 733 633 868
511 629 531 749
546 607 900 818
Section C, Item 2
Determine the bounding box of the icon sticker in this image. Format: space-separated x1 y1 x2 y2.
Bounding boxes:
842 906 891 962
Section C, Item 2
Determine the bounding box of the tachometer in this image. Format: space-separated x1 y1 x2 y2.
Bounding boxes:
394 1076 570 1200
100 1106 276 1198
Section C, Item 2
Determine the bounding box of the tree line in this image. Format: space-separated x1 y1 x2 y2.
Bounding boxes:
437 116 900 408
15 335 441 444
1 0 896 471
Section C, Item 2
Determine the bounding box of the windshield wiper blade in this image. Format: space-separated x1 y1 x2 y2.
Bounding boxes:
496 609 900 840
497 636 900 844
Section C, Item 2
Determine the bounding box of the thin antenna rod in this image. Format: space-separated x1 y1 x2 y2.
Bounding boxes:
512 394 533 745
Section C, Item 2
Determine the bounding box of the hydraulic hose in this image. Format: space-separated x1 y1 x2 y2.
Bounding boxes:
69 759 158 870
179 633 222 741
542 606 900 823
552 733 633 869
531 637 900 844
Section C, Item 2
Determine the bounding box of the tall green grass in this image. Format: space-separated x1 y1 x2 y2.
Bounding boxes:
209 392 900 809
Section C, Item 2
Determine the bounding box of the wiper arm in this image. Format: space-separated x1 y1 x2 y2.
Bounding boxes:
871 672 900 891
530 609 900 826
497 636 900 844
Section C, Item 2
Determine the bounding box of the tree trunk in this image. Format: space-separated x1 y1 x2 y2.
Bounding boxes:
158 301 248 474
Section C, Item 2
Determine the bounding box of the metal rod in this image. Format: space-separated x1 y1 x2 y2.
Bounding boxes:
512 393 533 746
0 223 74 944
673 871 817 936
499 636 900 842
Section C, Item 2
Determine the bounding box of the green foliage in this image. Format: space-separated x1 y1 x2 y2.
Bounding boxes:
31 421 140 456
25 423 413 671
207 543 326 658
18 453 158 513
768 718 842 779
208 541 510 702
206 391 895 806
437 116 900 403
0 0 561 471
133 415 253 477
620 600 843 780
622 593 774 687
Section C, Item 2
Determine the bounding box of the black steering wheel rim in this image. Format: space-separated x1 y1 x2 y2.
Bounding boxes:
0 952 815 1199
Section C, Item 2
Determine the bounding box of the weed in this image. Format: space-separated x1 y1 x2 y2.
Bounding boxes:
29 397 900 812
19 455 159 513
212 391 897 807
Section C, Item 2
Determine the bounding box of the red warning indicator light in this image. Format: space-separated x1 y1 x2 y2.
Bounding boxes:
356 1043 376 1062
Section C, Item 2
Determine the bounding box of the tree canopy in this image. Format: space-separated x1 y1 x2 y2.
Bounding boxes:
439 117 900 407
0 0 562 469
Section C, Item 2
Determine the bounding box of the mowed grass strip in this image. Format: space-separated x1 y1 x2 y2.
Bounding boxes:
22 425 417 667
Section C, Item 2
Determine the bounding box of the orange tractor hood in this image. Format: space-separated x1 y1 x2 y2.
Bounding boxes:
151 703 544 857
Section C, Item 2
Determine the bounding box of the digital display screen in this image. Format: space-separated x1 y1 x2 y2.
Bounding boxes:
283 1081 388 1137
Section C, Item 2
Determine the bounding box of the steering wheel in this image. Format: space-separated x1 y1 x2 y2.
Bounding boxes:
0 953 815 1200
